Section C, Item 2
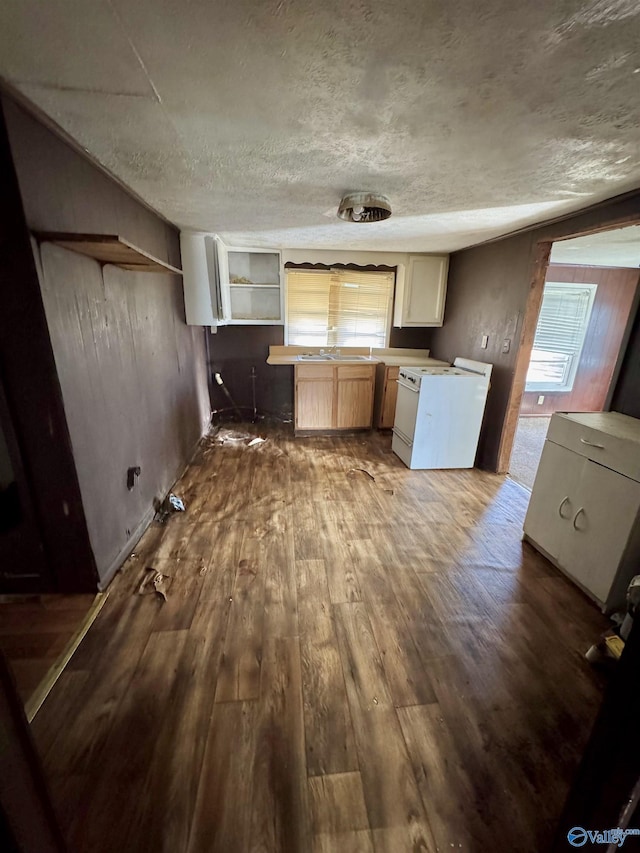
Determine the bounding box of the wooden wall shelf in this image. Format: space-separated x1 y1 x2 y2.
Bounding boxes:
34 233 182 275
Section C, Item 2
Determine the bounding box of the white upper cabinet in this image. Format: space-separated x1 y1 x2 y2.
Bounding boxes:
180 232 283 326
393 255 449 327
218 246 283 325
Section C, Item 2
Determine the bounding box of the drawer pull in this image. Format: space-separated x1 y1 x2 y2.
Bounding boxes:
580 438 605 449
558 496 570 518
572 507 585 530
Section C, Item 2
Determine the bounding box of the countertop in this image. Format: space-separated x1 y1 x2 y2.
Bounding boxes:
266 345 450 368
267 356 380 365
267 345 378 366
376 356 449 367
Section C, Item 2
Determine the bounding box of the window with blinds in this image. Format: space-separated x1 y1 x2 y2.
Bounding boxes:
285 268 395 347
525 281 597 392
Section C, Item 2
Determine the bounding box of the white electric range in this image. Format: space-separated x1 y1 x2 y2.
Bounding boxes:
392 357 493 469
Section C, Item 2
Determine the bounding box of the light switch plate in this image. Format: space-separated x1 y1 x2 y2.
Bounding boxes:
502 338 511 354
481 335 488 349
537 395 545 405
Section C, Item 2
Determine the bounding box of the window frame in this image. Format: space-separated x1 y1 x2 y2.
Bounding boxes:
284 266 395 348
525 281 598 394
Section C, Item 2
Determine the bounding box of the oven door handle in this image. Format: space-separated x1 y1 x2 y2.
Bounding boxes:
392 426 414 447
396 379 419 393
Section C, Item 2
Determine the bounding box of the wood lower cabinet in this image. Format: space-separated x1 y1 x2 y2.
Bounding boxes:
294 363 375 432
295 364 334 429
373 364 400 428
523 412 640 612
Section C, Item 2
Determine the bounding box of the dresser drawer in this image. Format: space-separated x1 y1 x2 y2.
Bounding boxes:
547 413 640 482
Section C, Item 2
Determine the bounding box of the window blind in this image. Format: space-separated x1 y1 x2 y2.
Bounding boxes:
526 282 597 391
286 268 394 347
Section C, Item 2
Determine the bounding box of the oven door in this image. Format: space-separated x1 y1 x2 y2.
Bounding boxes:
393 379 420 444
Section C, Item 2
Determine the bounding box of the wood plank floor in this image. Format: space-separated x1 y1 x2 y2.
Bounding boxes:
30 425 609 852
0 593 96 706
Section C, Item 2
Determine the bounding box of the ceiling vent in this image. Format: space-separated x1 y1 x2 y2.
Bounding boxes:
337 192 391 223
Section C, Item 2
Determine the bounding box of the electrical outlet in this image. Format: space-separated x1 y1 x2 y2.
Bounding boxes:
481 335 488 349
537 395 545 405
502 338 511 354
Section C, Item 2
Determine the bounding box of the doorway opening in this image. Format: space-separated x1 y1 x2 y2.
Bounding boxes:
506 225 640 489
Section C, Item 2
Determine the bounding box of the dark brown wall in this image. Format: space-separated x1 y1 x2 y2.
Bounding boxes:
389 327 434 349
429 232 534 469
430 190 640 470
520 264 638 416
207 326 293 419
0 101 97 593
3 97 210 586
611 301 640 418
206 324 433 421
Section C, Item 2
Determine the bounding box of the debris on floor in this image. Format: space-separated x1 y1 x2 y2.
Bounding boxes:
348 467 394 496
214 428 253 444
154 492 186 523
587 574 639 667
138 567 170 601
349 466 375 482
205 428 268 448
169 494 185 512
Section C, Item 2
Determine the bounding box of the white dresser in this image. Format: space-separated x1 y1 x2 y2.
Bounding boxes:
523 412 640 613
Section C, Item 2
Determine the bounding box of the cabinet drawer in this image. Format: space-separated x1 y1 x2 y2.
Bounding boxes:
386 366 400 380
547 414 640 481
337 365 374 380
296 364 334 380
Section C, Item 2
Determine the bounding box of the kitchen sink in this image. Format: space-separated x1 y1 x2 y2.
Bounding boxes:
327 354 369 361
297 353 370 361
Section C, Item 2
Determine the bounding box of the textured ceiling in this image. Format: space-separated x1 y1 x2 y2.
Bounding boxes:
551 223 640 267
1 0 640 251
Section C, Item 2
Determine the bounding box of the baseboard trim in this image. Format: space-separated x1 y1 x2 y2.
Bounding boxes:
26 591 109 722
96 428 209 591
97 505 156 591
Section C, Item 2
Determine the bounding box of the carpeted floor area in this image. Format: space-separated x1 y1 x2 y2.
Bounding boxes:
509 416 551 490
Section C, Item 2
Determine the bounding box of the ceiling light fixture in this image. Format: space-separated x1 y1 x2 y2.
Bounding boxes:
337 192 392 223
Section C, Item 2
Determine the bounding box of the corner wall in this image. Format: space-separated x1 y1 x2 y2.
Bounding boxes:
3 97 210 586
430 191 640 471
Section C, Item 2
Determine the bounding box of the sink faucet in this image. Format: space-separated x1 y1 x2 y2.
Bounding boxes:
329 345 341 355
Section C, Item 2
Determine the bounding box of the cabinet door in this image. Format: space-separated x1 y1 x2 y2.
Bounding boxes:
380 367 399 428
337 380 374 429
296 379 334 429
559 461 640 604
523 441 584 561
398 256 448 327
181 232 224 326
220 247 283 324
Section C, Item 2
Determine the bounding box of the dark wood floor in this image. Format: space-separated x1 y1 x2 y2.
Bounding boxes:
30 426 609 852
0 594 95 706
